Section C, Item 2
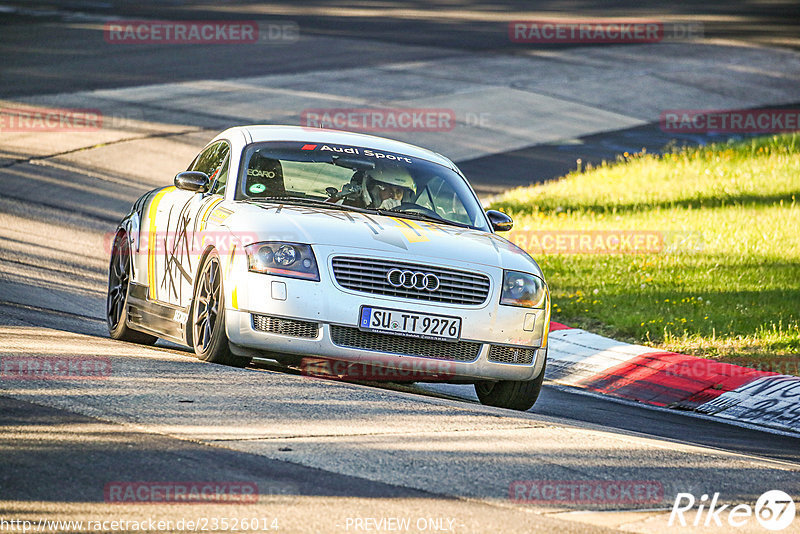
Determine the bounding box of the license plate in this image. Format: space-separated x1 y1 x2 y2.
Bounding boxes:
358 306 462 342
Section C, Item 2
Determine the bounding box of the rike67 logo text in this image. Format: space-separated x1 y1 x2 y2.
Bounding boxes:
670 490 796 531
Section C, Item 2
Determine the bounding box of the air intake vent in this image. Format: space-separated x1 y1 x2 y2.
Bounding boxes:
487 345 537 365
252 315 319 339
330 326 481 362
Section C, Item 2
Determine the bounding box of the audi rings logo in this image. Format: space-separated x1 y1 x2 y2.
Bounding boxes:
387 269 440 291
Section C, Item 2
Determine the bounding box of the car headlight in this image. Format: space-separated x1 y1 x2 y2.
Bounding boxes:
500 270 547 308
245 242 320 281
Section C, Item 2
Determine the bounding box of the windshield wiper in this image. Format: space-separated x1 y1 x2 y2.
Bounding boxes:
245 196 474 228
245 196 372 214
375 209 473 229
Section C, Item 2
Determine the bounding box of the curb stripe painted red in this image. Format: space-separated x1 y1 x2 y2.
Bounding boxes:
582 352 775 408
546 323 799 433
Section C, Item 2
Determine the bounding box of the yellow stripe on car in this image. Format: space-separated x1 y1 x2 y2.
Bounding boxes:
208 206 233 225
199 198 224 231
146 187 174 301
390 217 430 243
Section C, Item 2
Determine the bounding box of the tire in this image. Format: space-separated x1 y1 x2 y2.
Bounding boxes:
474 353 547 411
191 251 251 368
107 233 158 345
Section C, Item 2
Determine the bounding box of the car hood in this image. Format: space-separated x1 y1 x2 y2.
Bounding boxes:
222 202 543 276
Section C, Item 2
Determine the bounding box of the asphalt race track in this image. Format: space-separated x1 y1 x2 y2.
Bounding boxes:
1 2 800 533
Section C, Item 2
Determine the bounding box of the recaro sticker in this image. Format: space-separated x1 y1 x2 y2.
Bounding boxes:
247 168 277 178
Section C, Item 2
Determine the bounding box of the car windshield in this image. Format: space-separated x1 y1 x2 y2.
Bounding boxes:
236 141 489 231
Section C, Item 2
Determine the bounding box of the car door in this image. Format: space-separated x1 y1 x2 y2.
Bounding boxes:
154 141 231 309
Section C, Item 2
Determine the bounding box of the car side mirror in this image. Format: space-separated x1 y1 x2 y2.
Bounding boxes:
486 209 513 232
174 171 210 193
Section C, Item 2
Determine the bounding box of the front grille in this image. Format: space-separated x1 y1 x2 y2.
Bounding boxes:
330 326 481 362
488 345 537 365
331 257 490 305
252 314 319 338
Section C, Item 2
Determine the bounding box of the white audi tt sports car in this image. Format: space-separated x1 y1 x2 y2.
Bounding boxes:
107 126 551 410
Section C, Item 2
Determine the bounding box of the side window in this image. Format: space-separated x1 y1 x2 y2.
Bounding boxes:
189 141 230 196
418 176 471 225
210 155 230 196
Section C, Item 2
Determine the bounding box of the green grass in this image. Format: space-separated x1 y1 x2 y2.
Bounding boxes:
490 134 800 370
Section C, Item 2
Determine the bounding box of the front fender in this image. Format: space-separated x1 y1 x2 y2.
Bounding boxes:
116 187 161 286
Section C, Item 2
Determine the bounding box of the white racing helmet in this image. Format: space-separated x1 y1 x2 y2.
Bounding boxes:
362 165 415 206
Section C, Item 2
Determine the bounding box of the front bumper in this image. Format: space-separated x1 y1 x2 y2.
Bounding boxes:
224 251 549 382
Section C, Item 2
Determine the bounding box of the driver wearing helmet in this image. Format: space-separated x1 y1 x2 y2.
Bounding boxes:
362 165 415 210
